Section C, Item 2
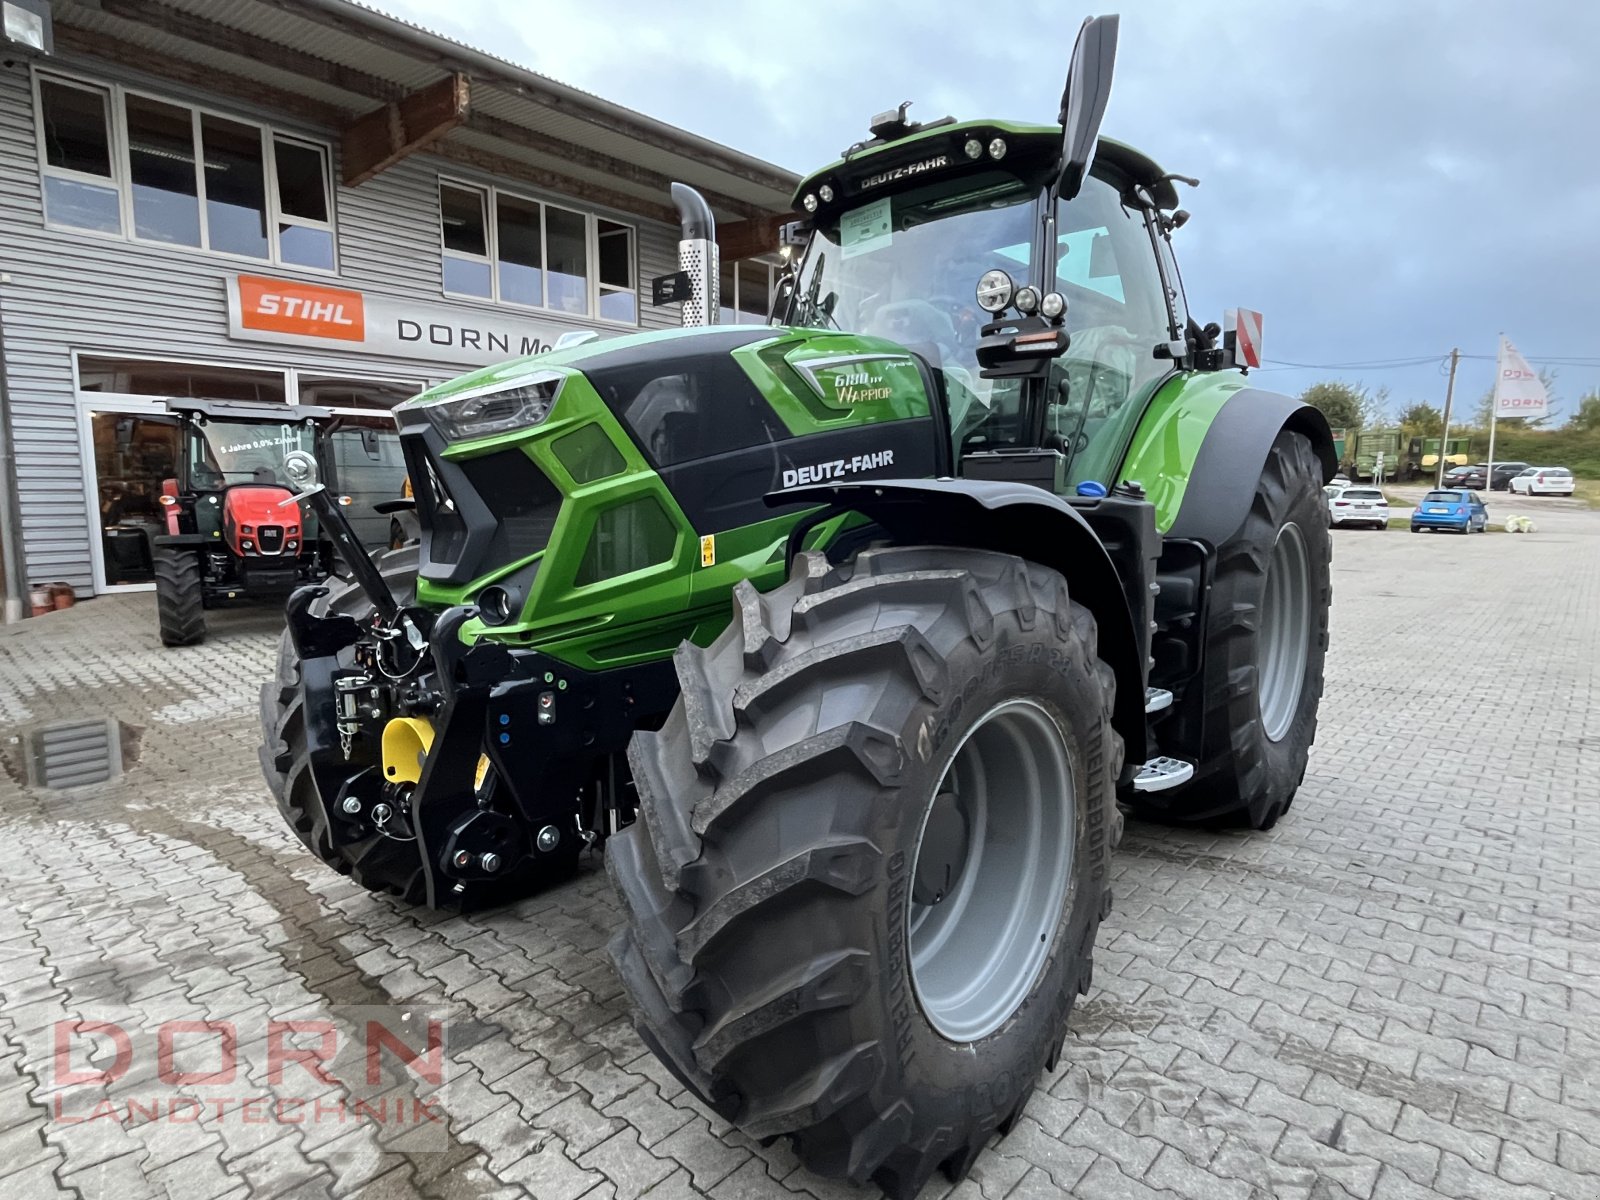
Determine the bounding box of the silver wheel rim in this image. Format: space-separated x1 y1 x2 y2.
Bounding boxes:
907 699 1075 1043
1258 522 1311 742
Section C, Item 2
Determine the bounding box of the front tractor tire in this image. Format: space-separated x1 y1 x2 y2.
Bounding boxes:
259 548 434 903
1174 429 1332 830
608 546 1123 1198
153 545 207 647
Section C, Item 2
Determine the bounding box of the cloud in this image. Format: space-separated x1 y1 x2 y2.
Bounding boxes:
373 0 1600 410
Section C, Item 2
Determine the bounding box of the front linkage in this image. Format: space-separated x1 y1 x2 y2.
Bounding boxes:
285 482 675 907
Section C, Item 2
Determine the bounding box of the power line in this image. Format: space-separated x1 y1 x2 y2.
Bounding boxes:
1256 355 1448 371
1259 350 1600 373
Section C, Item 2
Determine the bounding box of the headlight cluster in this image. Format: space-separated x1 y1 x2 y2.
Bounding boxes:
415 370 565 441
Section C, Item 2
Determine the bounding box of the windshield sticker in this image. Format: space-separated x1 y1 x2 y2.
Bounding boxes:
215 430 299 458
840 198 892 260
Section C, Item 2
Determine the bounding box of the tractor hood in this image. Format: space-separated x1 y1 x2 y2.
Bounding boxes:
394 324 946 662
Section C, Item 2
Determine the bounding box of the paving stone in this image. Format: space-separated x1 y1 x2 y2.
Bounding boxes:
4 490 1600 1200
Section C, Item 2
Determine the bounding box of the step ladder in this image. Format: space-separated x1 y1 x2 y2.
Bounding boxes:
1132 756 1194 793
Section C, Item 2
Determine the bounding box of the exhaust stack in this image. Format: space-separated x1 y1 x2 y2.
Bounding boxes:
671 183 718 327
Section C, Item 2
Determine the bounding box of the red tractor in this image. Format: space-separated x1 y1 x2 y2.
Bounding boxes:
149 400 405 646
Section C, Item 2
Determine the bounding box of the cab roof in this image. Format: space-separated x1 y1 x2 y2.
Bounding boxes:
792 118 1181 215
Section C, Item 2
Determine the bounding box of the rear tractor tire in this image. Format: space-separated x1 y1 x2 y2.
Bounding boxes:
1162 430 1331 831
608 545 1123 1199
153 545 207 647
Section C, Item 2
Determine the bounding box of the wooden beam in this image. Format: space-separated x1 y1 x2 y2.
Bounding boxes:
342 74 470 187
271 0 798 196
98 0 402 101
52 17 684 225
717 213 791 262
53 21 348 128
85 0 780 218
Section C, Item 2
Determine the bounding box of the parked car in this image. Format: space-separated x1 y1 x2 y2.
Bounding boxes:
1411 489 1488 534
1326 484 1390 529
1509 466 1576 496
1488 461 1530 490
1443 464 1488 489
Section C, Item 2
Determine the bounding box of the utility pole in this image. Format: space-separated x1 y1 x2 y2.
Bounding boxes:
1436 347 1460 488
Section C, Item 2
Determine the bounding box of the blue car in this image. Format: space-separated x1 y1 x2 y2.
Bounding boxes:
1411 488 1488 534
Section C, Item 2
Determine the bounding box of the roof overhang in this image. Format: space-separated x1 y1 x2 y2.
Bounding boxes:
46 0 800 225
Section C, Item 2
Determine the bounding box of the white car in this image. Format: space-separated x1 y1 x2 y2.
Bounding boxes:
1327 484 1390 529
1508 467 1575 496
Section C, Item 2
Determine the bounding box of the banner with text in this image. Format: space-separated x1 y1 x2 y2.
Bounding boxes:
1492 336 1549 419
226 275 601 367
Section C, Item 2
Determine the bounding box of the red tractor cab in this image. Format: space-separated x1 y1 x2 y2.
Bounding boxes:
149 399 405 646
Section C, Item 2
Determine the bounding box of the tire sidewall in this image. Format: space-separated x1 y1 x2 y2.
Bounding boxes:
860 616 1109 1133
1243 473 1328 802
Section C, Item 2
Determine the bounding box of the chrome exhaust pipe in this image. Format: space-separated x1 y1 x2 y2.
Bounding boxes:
671 183 718 327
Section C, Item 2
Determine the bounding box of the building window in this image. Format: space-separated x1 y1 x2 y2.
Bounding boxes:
36 72 336 271
37 78 121 233
77 356 288 403
441 182 491 296
439 179 637 324
598 219 636 322
298 375 421 410
719 260 775 325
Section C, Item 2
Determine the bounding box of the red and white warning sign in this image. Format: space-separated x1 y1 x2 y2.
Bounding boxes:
1225 307 1264 369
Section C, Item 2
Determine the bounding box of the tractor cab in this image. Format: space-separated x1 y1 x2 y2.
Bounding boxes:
156 400 328 591
785 120 1194 498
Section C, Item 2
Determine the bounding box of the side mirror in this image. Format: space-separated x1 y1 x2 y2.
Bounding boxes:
1056 14 1120 201
282 449 320 490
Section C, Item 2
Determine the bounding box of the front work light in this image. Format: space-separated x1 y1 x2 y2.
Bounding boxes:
975 269 1016 313
414 370 565 442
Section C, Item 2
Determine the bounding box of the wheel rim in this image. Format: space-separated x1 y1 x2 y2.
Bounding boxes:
906 699 1075 1043
1258 522 1311 742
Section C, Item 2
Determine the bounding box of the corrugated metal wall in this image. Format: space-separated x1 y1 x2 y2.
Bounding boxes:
0 53 684 593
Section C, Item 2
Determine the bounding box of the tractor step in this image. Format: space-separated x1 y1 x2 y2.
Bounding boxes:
1144 687 1173 714
1132 756 1194 792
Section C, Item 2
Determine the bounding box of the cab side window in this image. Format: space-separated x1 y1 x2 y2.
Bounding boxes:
1048 175 1175 489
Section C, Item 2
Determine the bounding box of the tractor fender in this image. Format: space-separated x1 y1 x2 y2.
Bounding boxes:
1165 389 1337 547
774 477 1147 765
152 533 210 548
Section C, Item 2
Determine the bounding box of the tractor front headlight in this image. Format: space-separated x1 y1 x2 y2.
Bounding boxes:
414 370 565 442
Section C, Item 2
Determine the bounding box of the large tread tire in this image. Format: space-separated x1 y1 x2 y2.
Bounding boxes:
1159 429 1331 830
153 546 207 647
258 548 431 903
608 546 1123 1199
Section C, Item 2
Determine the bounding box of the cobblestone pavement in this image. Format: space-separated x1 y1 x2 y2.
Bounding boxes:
1 501 1596 1200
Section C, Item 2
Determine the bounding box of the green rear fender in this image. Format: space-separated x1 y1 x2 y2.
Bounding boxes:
1120 371 1336 545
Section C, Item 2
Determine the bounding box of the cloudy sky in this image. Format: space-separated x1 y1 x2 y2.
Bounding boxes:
374 0 1600 419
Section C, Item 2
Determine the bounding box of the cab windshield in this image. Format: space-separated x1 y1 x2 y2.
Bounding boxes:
188 419 312 490
791 168 1177 487
791 171 1036 441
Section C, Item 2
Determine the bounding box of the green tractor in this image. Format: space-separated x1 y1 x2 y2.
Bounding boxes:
261 15 1332 1197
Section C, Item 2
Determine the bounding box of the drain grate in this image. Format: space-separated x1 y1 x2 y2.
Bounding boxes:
24 718 124 789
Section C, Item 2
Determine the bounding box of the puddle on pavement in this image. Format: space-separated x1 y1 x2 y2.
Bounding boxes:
1 718 141 790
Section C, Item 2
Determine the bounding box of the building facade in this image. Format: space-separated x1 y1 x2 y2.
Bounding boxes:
0 0 796 610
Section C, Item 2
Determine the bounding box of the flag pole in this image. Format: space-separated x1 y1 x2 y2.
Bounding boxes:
1486 333 1501 499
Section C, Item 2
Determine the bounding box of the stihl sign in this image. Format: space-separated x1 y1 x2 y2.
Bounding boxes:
225 274 599 367
237 276 365 342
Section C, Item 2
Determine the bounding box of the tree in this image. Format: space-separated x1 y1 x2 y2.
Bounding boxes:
1570 391 1600 432
1299 381 1370 431
1400 403 1443 434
